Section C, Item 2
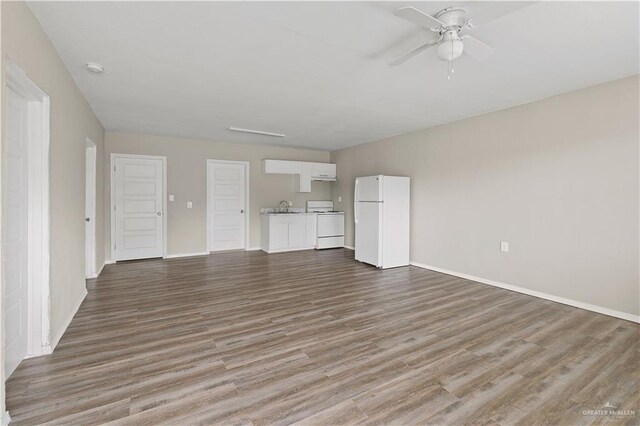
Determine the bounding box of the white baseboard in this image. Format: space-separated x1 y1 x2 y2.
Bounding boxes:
1 411 11 426
85 261 106 280
410 261 640 324
96 261 107 276
164 251 209 259
246 247 261 251
50 288 87 350
344 245 354 250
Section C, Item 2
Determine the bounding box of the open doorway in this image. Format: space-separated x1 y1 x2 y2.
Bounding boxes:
85 139 97 278
2 61 52 379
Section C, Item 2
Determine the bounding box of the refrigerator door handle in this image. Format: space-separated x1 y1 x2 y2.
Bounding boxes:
354 180 358 223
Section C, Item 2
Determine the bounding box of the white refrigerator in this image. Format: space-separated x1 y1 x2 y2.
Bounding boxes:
354 175 410 269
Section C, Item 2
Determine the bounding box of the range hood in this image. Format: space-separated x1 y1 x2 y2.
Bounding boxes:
311 175 337 182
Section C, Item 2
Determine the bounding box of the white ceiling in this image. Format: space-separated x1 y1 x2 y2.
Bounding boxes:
28 1 639 151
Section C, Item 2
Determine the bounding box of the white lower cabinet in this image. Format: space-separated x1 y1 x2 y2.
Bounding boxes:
261 214 317 253
287 215 306 248
269 217 290 250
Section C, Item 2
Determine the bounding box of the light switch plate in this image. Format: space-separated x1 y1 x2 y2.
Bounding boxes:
500 242 509 253
169 194 174 202
338 196 342 203
187 201 193 208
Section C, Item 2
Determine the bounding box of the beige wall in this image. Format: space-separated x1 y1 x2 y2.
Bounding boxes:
330 75 639 317
105 132 330 257
2 2 105 339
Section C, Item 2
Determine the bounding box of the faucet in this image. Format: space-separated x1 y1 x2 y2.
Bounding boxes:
277 200 289 212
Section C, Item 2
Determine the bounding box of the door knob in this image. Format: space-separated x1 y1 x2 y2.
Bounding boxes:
157 212 162 216
240 210 245 213
85 218 90 222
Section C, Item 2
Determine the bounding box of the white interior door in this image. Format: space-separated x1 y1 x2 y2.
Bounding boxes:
208 161 246 251
85 142 96 277
113 156 164 261
4 87 29 377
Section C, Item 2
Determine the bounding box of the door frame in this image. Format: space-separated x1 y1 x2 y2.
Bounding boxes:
3 59 52 358
85 139 97 278
110 153 167 262
206 159 250 252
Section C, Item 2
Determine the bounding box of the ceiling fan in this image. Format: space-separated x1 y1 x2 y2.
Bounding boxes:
389 2 536 75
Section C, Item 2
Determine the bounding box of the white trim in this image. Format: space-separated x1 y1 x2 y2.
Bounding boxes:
410 261 640 324
93 261 107 278
344 245 355 250
246 246 261 251
49 289 87 351
86 260 104 279
1 411 11 426
206 159 250 252
164 251 209 259
83 260 108 280
5 60 52 359
84 139 97 279
110 153 168 262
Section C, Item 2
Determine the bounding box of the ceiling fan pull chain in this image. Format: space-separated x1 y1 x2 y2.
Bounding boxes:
451 40 455 74
446 40 455 80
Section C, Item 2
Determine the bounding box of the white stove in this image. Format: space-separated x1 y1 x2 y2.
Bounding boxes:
307 201 345 249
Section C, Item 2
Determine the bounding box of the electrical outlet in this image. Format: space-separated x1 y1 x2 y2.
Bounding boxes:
187 201 193 209
169 194 174 202
338 196 342 203
500 242 509 253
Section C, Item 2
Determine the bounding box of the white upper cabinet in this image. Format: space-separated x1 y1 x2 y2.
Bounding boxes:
263 159 301 174
297 163 312 192
263 159 337 192
310 162 337 180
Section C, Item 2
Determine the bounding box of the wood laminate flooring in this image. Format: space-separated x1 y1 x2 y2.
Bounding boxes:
5 249 639 425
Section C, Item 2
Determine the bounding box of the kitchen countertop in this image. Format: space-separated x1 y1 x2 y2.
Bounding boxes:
261 211 317 215
260 207 314 215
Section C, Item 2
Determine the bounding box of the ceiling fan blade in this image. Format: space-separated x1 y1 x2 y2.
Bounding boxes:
462 36 495 61
395 7 445 30
389 40 438 66
465 2 537 28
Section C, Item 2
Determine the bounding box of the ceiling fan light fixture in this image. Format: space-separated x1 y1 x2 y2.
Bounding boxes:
437 38 464 62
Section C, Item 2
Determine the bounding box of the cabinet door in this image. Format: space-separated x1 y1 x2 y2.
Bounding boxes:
311 163 336 178
264 160 300 174
288 215 306 248
297 163 312 192
305 214 317 247
269 216 289 250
